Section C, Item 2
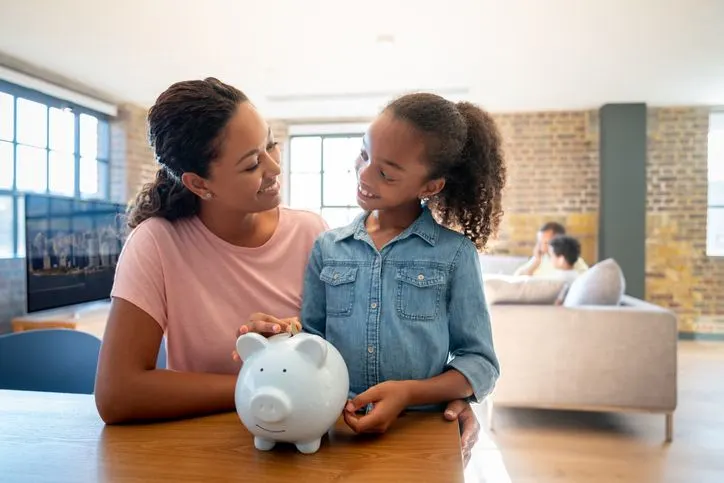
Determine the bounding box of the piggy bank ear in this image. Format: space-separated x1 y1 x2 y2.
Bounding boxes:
236 333 268 361
294 335 327 368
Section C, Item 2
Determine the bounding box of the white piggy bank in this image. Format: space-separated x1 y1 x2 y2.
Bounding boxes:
234 332 350 454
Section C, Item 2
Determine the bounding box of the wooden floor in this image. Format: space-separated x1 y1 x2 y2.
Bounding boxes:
464 341 724 483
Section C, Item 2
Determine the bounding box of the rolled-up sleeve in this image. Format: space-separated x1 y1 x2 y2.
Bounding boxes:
445 239 500 402
300 237 327 338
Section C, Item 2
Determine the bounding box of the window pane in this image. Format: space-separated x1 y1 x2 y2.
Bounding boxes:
0 141 13 189
323 170 358 207
16 145 47 192
98 119 110 159
0 196 13 258
711 180 724 207
49 151 76 196
321 207 363 230
16 195 25 258
707 207 724 257
709 129 724 182
16 98 48 148
289 173 321 210
97 160 109 198
49 107 75 153
289 136 321 173
80 114 98 158
322 136 362 173
0 92 13 141
80 156 98 197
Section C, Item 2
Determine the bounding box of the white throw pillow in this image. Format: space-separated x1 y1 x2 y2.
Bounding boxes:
563 258 626 307
483 275 568 305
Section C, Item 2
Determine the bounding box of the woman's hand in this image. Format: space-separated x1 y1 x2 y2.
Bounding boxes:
231 314 302 361
444 399 480 467
343 381 410 434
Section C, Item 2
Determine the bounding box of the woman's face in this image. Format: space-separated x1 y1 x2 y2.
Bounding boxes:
189 102 282 214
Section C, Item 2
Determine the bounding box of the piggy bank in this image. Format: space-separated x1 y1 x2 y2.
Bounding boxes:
234 332 350 454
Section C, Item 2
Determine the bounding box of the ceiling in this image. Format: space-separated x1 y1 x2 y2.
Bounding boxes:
0 0 723 119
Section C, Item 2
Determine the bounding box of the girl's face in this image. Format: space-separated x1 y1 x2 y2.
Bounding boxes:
183 102 282 214
355 111 445 212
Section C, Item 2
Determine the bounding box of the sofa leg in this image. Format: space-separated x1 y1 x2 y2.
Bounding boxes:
665 413 673 442
486 399 494 432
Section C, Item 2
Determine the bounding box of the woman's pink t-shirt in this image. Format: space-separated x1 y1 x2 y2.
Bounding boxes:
110 207 327 375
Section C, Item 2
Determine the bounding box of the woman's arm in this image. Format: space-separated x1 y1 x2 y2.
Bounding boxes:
94 298 237 424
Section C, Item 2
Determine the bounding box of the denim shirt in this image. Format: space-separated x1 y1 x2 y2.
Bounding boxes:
300 207 500 410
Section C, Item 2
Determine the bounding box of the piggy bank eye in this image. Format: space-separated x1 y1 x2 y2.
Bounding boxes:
282 369 287 373
259 368 264 372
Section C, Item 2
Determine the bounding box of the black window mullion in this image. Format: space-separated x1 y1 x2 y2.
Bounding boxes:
11 94 18 256
74 111 81 198
320 137 325 214
45 104 50 195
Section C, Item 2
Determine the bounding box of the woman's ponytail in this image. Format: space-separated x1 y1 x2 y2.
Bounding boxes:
126 167 199 229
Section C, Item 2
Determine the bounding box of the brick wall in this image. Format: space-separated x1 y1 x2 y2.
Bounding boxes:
0 258 25 332
487 111 599 264
110 104 157 204
647 107 724 334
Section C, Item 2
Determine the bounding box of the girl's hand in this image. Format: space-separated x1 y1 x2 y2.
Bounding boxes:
231 315 302 361
343 381 410 433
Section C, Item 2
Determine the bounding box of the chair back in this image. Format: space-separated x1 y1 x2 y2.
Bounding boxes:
0 329 102 394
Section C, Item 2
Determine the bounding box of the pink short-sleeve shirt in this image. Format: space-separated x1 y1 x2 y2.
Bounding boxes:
110 207 327 374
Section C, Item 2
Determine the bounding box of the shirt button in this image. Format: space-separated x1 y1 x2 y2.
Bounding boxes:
370 302 377 309
367 346 375 354
417 274 425 281
333 273 339 280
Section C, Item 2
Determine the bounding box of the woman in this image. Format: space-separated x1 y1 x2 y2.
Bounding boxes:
94 77 480 462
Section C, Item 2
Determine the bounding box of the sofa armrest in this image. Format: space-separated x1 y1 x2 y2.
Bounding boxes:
488 304 678 412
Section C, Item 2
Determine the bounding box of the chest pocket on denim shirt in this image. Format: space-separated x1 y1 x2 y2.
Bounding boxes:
320 266 358 317
395 267 447 321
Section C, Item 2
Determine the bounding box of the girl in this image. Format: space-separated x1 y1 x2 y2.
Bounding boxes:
299 93 505 434
95 79 477 462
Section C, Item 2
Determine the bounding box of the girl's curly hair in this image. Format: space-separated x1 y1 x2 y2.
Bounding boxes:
384 93 507 250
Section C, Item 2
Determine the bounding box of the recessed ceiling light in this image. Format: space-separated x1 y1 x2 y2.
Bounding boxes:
375 34 395 45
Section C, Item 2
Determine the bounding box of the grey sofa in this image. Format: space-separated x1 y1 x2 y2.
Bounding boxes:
479 255 678 442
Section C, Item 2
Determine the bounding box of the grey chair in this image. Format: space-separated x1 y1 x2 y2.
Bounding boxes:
0 329 102 394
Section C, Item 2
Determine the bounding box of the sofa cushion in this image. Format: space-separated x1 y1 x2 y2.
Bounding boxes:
483 275 568 305
563 258 625 306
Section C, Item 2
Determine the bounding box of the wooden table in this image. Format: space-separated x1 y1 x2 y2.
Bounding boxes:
0 390 464 482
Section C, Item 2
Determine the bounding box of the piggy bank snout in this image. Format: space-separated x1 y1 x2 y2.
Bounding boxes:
250 388 292 423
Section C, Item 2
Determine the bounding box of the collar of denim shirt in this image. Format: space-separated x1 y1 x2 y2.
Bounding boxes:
333 205 439 247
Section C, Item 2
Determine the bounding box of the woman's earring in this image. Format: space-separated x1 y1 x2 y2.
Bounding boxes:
204 192 213 200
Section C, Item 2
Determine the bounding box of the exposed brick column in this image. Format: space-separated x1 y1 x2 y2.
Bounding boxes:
109 103 157 204
647 107 724 333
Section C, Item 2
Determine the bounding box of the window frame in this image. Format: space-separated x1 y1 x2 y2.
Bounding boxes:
284 123 368 228
0 79 112 259
707 111 724 257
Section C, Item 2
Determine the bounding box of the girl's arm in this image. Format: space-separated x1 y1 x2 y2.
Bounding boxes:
299 238 327 337
95 298 237 424
442 239 500 402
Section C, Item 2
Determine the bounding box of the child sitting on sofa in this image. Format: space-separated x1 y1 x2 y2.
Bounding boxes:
548 235 583 303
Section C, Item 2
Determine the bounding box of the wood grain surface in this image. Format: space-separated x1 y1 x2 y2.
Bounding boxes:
0 389 463 483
